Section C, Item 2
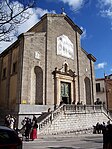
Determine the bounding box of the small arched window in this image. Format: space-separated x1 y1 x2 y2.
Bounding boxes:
65 63 68 73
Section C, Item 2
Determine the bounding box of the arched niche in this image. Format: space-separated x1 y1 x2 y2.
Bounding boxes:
84 77 91 105
34 66 43 104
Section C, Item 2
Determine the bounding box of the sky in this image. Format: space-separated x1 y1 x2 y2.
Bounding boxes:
0 0 112 78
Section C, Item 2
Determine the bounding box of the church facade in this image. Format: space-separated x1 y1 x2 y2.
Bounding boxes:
0 13 96 117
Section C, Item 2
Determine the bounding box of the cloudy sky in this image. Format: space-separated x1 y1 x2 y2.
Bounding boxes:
0 0 112 78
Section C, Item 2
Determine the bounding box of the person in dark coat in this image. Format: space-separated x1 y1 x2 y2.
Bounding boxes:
103 121 112 149
24 118 32 141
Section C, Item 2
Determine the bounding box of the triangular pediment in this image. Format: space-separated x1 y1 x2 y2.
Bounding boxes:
27 13 83 35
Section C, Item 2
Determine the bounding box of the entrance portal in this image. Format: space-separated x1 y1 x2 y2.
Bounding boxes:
61 82 71 104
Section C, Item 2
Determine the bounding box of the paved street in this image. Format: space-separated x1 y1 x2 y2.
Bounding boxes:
23 133 103 149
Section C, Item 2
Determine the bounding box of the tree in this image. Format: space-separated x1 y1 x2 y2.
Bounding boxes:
0 0 36 42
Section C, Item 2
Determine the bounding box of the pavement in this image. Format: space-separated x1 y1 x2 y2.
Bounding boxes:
23 133 103 149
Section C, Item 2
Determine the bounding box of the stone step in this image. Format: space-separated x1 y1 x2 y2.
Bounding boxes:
38 127 93 138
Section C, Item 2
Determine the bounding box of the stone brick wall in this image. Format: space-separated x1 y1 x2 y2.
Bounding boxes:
45 14 96 105
20 13 96 106
21 32 46 104
46 14 80 105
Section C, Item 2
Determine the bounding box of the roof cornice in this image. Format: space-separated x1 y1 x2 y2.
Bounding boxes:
87 54 96 62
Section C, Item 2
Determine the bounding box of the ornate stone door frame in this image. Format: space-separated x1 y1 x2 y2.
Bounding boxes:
53 68 76 105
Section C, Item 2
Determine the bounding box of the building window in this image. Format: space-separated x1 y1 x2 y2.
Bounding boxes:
96 83 100 92
12 62 17 74
2 68 6 79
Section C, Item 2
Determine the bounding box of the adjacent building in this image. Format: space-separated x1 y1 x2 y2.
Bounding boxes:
96 74 112 112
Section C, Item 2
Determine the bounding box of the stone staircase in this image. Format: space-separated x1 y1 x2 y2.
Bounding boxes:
1 104 112 136
37 105 112 136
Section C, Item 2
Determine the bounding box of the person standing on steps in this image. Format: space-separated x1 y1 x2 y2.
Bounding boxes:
30 115 38 141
